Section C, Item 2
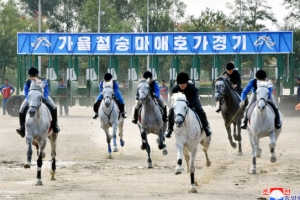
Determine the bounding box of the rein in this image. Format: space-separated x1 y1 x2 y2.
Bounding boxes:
173 99 189 123
102 96 115 119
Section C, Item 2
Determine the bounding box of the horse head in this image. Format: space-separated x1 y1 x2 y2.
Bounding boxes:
102 81 114 108
214 75 232 101
256 80 270 112
138 78 150 105
172 93 189 127
28 78 44 117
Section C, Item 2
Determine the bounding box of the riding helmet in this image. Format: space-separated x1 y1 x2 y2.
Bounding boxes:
226 62 234 70
255 70 267 80
28 67 39 76
143 71 153 79
176 72 190 84
104 73 113 81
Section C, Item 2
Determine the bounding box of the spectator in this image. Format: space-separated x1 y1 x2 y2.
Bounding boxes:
122 80 128 88
0 79 15 115
159 80 169 106
58 78 69 116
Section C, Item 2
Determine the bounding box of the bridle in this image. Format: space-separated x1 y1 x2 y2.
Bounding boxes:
215 77 231 97
102 86 115 117
28 88 43 110
256 86 269 107
172 99 189 123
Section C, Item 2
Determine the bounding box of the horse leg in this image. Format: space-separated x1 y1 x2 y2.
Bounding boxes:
269 131 277 163
249 133 256 174
237 123 243 156
253 135 261 158
36 139 46 186
112 123 118 152
226 125 237 149
200 136 211 167
158 129 167 155
104 129 112 159
118 120 125 147
233 124 238 141
183 147 190 173
32 141 39 157
175 142 184 175
188 149 197 193
49 132 58 180
24 136 33 169
141 129 152 168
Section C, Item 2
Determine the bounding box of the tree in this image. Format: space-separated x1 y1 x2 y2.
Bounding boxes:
283 0 300 28
0 0 37 84
226 0 278 31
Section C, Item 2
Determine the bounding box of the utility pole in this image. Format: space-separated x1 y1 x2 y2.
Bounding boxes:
147 0 150 70
38 0 41 73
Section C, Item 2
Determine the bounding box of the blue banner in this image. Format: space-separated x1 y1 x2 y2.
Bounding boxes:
17 32 293 55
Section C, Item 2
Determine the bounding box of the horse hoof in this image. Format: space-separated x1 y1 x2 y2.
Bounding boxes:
162 149 168 155
148 163 152 168
35 179 43 186
175 168 181 175
237 151 243 156
24 162 31 169
270 156 277 163
120 140 125 147
231 142 237 149
42 152 46 159
107 154 113 159
140 144 146 150
250 166 256 174
206 160 211 167
113 147 118 152
188 186 197 193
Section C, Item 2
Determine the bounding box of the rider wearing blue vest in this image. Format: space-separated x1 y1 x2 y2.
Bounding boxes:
165 72 212 138
92 73 127 119
131 71 168 124
240 69 281 129
16 67 60 138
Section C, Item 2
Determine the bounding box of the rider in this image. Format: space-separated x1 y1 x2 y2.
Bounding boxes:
240 69 281 129
92 73 127 119
216 62 242 113
16 67 60 138
165 72 212 138
131 71 168 124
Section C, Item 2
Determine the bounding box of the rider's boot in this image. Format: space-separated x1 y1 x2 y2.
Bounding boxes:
165 108 174 138
52 108 60 133
274 108 281 129
215 98 222 113
16 112 25 138
92 100 102 119
119 104 127 118
131 108 139 124
241 114 248 129
197 110 212 137
162 106 168 122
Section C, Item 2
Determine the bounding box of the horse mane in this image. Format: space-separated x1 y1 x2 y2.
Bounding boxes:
215 75 233 89
171 92 187 102
30 78 44 91
257 80 270 88
103 80 113 88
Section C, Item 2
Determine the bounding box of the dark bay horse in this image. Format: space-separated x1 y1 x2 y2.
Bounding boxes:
214 75 244 155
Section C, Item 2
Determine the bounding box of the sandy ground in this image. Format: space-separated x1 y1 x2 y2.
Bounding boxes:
0 105 299 200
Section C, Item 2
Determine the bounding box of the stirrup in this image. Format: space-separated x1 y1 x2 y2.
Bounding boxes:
121 112 127 118
241 123 247 129
132 118 138 124
215 107 221 113
16 128 25 138
275 123 281 129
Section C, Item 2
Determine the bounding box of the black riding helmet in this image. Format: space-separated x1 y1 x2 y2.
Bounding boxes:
226 62 234 70
28 67 39 76
143 71 153 79
104 73 113 81
176 72 190 84
255 70 267 80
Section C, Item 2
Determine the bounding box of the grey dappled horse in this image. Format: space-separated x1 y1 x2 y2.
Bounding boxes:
136 78 167 168
247 81 282 174
24 79 57 185
172 93 211 193
98 81 125 158
214 75 244 155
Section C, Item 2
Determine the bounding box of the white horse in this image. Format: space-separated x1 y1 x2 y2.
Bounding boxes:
172 93 211 193
99 81 125 159
247 81 282 174
24 79 58 185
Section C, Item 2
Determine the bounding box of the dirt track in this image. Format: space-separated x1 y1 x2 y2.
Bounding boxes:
0 105 299 199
